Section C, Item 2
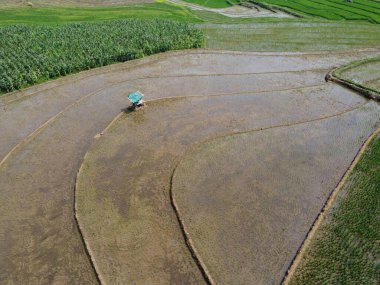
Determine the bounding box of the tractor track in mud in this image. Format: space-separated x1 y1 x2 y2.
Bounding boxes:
0 83 327 167
0 85 135 168
1 68 327 107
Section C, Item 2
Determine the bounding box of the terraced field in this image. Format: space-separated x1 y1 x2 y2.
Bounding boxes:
2 49 378 284
253 0 380 23
286 57 380 285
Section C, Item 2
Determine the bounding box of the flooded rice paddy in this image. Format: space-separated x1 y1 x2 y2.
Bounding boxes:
0 50 379 284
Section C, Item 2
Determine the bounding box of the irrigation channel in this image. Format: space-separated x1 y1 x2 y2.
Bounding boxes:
0 49 379 285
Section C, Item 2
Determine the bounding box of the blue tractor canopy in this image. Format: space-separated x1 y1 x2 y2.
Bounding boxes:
128 91 144 104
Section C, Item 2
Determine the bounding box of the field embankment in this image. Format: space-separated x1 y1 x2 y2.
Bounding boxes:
0 19 203 93
331 57 380 100
288 129 380 285
172 103 380 285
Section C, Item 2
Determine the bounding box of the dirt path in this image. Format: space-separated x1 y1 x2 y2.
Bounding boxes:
0 50 379 284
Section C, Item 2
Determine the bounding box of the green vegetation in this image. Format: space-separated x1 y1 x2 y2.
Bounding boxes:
251 0 380 23
0 2 272 26
183 0 239 8
2 3 380 52
0 19 203 92
203 21 380 51
0 3 202 26
290 132 380 285
1 1 380 93
0 2 276 26
3 0 380 26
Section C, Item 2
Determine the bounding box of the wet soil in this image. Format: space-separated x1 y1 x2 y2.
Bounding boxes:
173 102 380 285
0 50 379 284
77 84 373 284
2 50 379 162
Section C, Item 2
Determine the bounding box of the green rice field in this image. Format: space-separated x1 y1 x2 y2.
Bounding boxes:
253 0 380 23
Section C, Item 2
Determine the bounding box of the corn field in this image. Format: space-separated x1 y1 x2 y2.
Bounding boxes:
0 19 204 93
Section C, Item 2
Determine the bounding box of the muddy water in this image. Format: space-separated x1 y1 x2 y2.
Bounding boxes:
0 84 134 284
173 102 380 285
77 85 377 284
0 50 379 285
1 50 378 163
0 53 328 162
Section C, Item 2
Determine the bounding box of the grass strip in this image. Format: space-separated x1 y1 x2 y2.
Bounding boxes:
332 56 380 100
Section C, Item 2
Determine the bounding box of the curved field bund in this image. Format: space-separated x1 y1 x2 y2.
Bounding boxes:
334 57 380 98
0 50 380 284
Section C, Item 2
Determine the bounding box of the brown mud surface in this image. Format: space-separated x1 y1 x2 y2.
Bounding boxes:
2 49 379 162
0 50 379 284
173 102 380 285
